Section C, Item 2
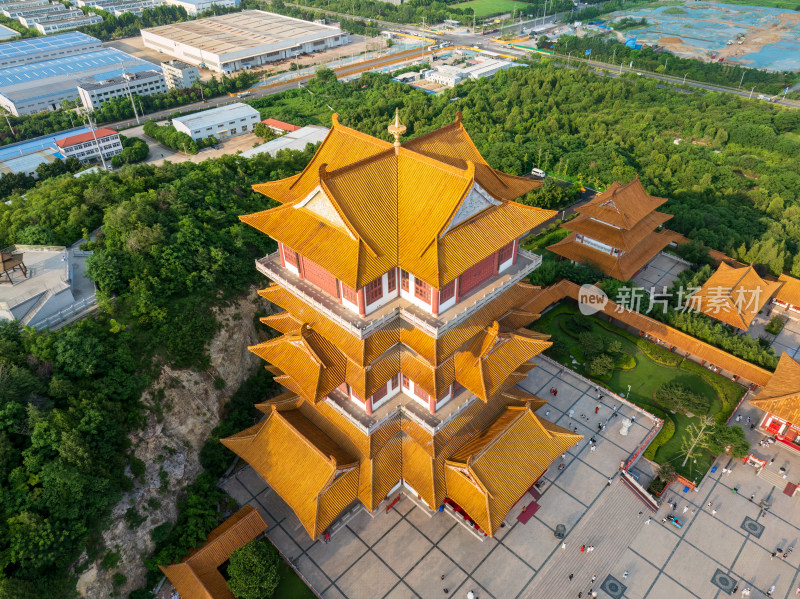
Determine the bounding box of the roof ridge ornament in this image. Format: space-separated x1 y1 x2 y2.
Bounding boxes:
388 107 406 148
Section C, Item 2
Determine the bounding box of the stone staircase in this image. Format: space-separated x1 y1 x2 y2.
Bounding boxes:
521 479 648 599
757 466 792 490
19 289 53 326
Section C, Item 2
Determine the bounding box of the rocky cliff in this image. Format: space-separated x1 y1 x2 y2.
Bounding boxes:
76 288 264 598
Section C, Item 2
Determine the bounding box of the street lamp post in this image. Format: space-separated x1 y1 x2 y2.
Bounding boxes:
749 86 755 99
81 109 108 171
683 72 688 84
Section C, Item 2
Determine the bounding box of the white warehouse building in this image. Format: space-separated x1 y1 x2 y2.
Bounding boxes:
141 10 349 74
77 69 167 110
172 103 259 140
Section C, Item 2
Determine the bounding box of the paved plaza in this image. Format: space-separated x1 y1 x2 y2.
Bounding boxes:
631 253 687 292
219 360 800 599
748 307 800 361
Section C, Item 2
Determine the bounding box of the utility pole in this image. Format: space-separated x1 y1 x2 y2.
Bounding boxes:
739 70 745 89
83 110 108 171
421 17 425 62
749 86 755 99
683 72 688 84
120 61 140 125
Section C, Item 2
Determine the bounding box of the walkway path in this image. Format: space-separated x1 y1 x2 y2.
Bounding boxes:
522 478 647 598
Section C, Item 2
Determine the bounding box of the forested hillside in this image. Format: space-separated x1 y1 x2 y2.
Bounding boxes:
0 152 313 596
1 59 798 597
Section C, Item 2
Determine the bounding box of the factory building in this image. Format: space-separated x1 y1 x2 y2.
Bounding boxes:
141 10 349 74
78 69 167 110
162 0 235 16
0 47 159 115
161 59 200 90
172 103 259 140
0 31 101 69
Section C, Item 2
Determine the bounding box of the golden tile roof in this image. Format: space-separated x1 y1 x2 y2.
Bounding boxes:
221 407 358 539
445 406 581 535
159 505 267 599
258 280 541 367
692 263 783 330
242 113 553 289
566 210 672 252
454 322 551 402
750 353 800 423
547 230 673 281
775 274 800 308
577 176 668 230
248 324 347 403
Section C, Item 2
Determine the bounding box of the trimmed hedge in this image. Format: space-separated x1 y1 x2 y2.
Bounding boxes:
680 360 745 421
643 415 676 461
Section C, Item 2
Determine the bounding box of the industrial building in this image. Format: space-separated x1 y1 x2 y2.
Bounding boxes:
78 69 167 110
34 13 103 34
0 147 59 177
161 59 199 90
240 124 328 158
19 8 83 26
141 10 349 73
55 128 122 162
0 24 20 41
422 58 516 88
172 103 259 140
162 0 235 16
76 0 157 16
0 47 158 115
0 31 101 69
2 1 65 18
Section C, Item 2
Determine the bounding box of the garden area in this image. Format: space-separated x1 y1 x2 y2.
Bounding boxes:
532 303 749 485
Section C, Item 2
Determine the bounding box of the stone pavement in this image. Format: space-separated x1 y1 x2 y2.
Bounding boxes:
631 253 687 292
220 359 800 599
750 305 800 361
221 359 660 599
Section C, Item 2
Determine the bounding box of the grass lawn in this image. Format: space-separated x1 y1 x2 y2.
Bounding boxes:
452 0 522 18
267 542 316 598
533 303 746 482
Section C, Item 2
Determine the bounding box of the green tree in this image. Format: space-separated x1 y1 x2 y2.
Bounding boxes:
226 539 281 599
587 353 614 377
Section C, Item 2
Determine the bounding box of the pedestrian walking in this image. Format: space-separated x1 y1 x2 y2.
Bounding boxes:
607 478 613 486
591 574 597 583
467 591 475 599
768 584 775 597
580 545 586 552
569 409 574 419
682 505 688 514
588 545 594 552
622 571 628 579
569 573 574 581
637 511 643 518
561 542 567 551
595 406 599 414
597 423 602 432
441 575 445 580
712 509 717 516
771 551 777 560
749 493 755 502
733 585 738 593
591 444 597 453
645 517 651 525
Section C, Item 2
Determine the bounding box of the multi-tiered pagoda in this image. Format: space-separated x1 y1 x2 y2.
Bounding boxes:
548 176 673 280
222 111 581 539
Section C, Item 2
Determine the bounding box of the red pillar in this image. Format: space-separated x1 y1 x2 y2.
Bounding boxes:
298 255 306 280
492 250 499 276
278 243 286 267
357 287 366 316
455 277 461 303
336 280 342 304
428 395 436 415
512 238 519 265
366 396 373 416
431 288 439 316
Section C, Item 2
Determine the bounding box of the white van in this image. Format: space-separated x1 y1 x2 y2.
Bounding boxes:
531 168 546 178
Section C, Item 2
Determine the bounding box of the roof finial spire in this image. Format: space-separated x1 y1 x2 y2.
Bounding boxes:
388 108 406 148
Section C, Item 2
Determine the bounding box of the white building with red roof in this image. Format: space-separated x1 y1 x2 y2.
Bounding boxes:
54 128 122 162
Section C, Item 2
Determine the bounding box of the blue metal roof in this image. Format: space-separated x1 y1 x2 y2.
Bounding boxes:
0 31 97 59
0 48 158 87
0 127 92 162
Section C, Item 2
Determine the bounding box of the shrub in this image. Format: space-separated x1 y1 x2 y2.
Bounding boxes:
614 352 636 370
587 353 614 377
227 539 281 599
643 416 676 461
129 455 146 480
655 382 708 415
112 572 127 587
765 315 787 335
564 314 595 336
578 332 605 358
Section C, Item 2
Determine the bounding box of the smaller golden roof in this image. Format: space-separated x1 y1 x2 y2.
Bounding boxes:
454 322 551 402
159 505 267 599
750 353 800 423
691 263 783 330
578 176 668 230
221 407 359 539
775 274 800 308
445 406 581 535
